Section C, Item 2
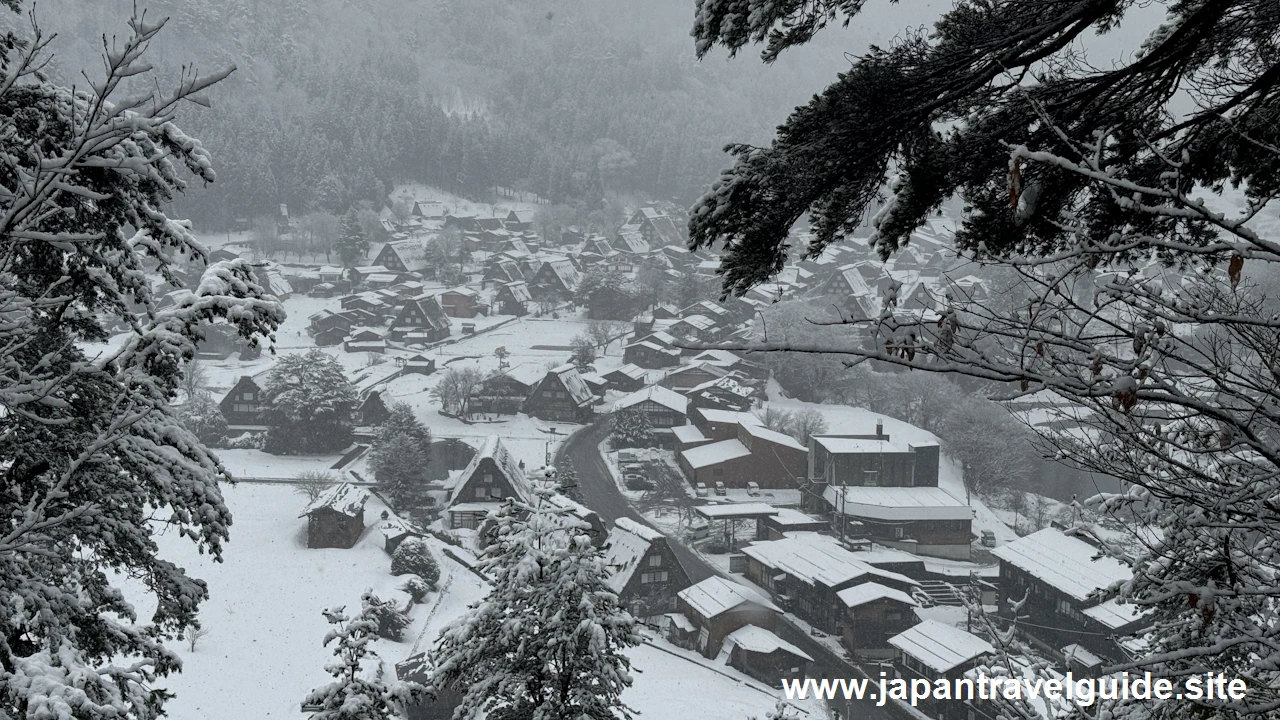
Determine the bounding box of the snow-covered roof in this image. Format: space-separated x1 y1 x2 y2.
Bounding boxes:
990 528 1131 602
603 517 663 593
671 425 707 444
300 483 370 518
380 518 416 541
813 436 907 454
740 422 806 451
613 385 688 415
607 363 648 380
680 439 751 469
665 612 694 633
678 576 779 619
695 408 762 427
837 582 920 609
691 349 741 366
445 436 530 502
739 533 920 590
723 625 813 661
695 503 780 519
500 363 547 389
823 486 972 521
548 363 595 407
1062 644 1104 667
446 502 500 514
1082 597 1147 629
768 508 826 527
888 619 994 673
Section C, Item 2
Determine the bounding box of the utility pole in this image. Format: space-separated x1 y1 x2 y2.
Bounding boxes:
543 426 561 465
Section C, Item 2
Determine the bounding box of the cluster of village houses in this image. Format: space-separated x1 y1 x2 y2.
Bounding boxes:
195 201 1149 720
297 427 1147 720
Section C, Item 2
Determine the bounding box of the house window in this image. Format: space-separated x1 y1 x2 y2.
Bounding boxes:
893 527 905 539
475 487 488 499
640 571 668 584
698 627 709 651
490 488 503 499
241 392 254 401
482 473 493 484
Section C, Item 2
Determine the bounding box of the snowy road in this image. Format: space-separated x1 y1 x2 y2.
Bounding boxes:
559 418 912 720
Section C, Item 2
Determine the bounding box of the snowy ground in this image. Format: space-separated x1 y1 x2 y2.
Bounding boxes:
390 183 542 219
216 449 342 479
117 483 804 719
121 484 488 720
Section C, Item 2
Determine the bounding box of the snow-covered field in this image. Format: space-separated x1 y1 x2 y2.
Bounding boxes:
121 483 802 719
123 484 488 720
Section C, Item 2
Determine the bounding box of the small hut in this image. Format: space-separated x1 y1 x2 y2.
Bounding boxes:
300 483 370 549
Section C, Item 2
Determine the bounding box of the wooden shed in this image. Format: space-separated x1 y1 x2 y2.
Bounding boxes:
300 483 370 549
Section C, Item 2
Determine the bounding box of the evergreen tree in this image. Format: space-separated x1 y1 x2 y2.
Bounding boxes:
369 403 433 510
429 483 640 720
574 267 640 320
688 0 1280 295
335 210 370 268
390 537 440 590
176 390 231 447
262 350 358 454
303 596 425 719
609 409 657 449
0 6 283 716
556 460 584 505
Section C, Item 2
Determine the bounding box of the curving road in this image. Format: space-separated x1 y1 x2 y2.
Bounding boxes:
557 418 911 720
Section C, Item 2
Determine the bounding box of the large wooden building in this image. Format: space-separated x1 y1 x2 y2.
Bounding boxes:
522 364 595 423
219 375 265 426
388 294 451 343
677 421 808 490
888 620 995 720
805 424 972 560
991 528 1148 664
739 533 920 634
671 577 781 659
602 517 692 620
441 436 530 530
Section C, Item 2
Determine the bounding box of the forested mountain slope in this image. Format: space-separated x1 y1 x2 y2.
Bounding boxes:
37 0 859 227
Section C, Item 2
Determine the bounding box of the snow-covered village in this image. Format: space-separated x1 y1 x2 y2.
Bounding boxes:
2 1 1279 720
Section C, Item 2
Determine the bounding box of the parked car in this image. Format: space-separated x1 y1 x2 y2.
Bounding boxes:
981 530 997 547
687 520 711 541
714 481 727 496
462 322 476 334
695 483 709 497
746 482 760 496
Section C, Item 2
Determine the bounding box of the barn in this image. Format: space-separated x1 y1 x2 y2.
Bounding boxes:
300 484 370 549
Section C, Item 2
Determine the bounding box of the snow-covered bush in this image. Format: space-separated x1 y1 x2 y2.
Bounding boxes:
390 537 440 589
365 593 413 641
224 431 266 450
401 576 432 605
